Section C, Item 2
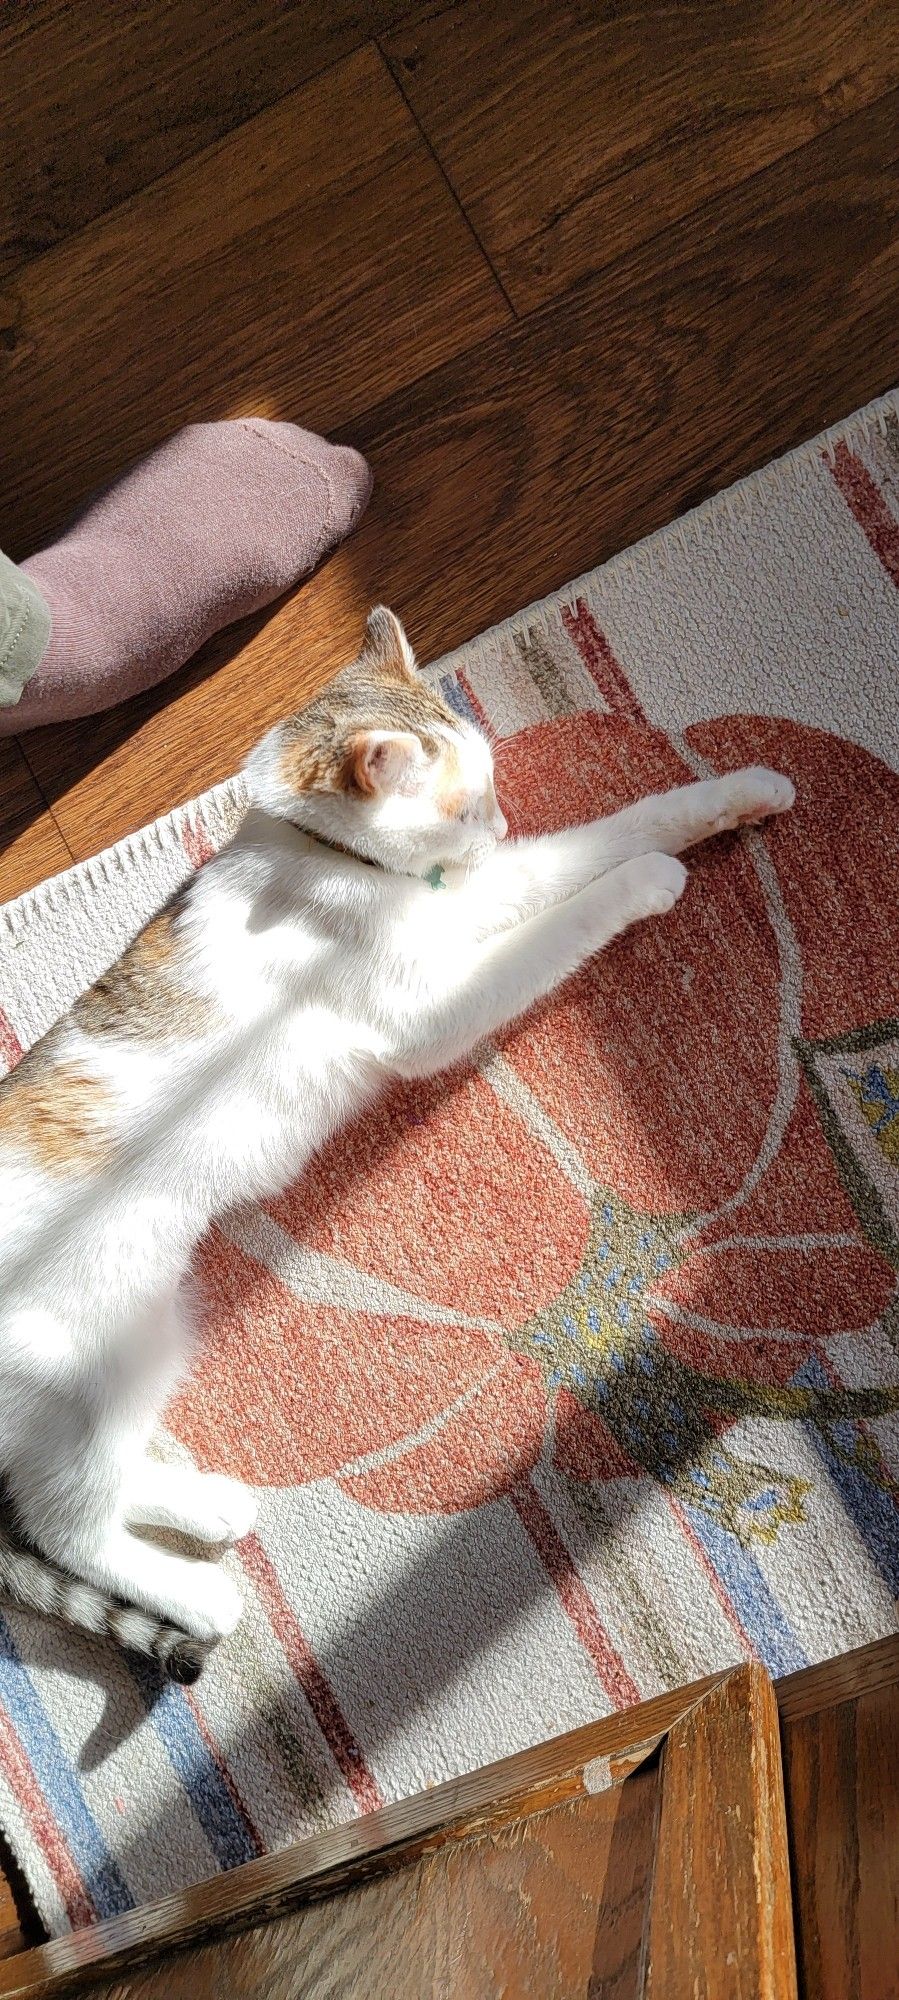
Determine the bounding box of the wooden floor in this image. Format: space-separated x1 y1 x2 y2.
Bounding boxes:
0 0 899 1946
1 1637 897 1992
2 1 899 904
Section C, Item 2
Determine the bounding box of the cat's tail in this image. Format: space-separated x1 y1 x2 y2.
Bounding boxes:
0 1531 205 1683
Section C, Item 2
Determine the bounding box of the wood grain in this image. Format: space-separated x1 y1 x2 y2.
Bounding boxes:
777 1633 899 1725
0 1 410 278
80 1774 660 1999
0 1887 24 1969
0 1672 719 1996
0 43 508 562
644 1663 799 2000
0 1834 41 1969
1 1643 895 1991
0 742 71 905
21 81 899 865
383 0 899 312
783 1679 899 2000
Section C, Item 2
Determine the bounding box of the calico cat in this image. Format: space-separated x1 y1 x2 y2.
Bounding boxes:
0 608 794 1677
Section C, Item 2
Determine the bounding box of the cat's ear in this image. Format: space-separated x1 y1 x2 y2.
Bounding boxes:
345 729 423 797
360 605 417 681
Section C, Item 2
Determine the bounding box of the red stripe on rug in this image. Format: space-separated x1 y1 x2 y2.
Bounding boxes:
511 1480 641 1708
560 599 647 726
0 1703 94 1929
829 442 899 590
185 1689 265 1855
182 812 216 871
0 1007 24 1074
240 1534 383 1816
456 669 491 733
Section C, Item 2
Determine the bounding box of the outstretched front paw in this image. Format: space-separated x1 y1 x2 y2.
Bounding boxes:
711 766 795 832
635 853 688 915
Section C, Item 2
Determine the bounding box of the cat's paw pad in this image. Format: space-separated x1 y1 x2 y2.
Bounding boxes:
713 767 795 830
197 1475 258 1546
638 853 688 914
183 1566 245 1643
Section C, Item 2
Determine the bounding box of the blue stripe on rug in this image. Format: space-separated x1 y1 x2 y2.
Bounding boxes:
796 1353 899 1597
0 1617 133 1917
685 1507 808 1676
128 1658 259 1871
440 674 477 720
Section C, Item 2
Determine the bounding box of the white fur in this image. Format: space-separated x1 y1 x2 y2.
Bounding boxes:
245 712 506 874
0 654 794 1646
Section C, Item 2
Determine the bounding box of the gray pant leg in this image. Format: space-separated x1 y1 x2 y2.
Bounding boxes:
0 549 51 707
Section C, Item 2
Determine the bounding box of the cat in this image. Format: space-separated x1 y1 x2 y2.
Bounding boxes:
0 607 794 1678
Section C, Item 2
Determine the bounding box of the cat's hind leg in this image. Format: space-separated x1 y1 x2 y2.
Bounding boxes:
123 1459 258 1546
74 1525 244 1642
7 1430 245 1643
116 1284 257 1547
4 1354 246 1645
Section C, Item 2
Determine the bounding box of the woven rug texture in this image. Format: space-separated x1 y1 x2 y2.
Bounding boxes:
1 391 898 1933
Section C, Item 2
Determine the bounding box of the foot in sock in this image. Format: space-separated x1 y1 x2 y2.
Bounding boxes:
2 419 372 732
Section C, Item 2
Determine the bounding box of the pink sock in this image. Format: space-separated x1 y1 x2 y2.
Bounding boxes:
3 420 372 732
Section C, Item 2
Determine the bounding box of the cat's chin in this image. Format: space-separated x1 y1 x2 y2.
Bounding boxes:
463 834 499 871
404 832 497 876
277 814 498 877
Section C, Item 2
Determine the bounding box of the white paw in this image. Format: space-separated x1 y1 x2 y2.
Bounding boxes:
712 766 795 831
182 1565 245 1643
637 853 688 915
195 1475 258 1546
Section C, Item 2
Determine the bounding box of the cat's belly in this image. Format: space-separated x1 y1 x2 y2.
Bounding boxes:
190 1050 382 1214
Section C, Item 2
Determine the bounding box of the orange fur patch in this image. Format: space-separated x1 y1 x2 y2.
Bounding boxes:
437 742 466 818
275 612 463 802
278 736 339 797
74 897 209 1042
0 1034 113 1175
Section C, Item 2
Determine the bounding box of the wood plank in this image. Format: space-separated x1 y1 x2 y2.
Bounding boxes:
0 1879 24 1968
0 1833 41 1968
22 82 899 863
0 1671 720 1996
0 0 410 278
383 0 899 312
644 1664 798 2000
0 741 72 907
80 1773 660 1998
2 1643 895 1992
777 1633 899 1725
0 43 509 562
783 1679 899 2000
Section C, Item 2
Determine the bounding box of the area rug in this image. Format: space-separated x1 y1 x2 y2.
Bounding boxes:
2 392 898 1935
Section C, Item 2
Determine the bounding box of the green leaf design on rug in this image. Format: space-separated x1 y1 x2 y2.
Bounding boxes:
798 1017 899 1269
676 1450 810 1547
510 1186 899 1542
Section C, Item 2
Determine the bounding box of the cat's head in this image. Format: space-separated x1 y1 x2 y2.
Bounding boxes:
245 607 507 872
